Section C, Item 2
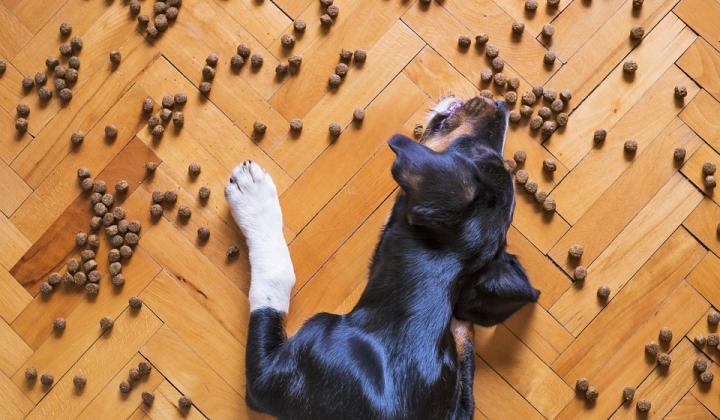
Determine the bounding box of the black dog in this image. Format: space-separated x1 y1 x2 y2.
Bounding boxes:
225 96 540 420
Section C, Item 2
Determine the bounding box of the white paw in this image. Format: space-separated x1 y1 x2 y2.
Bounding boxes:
225 161 282 239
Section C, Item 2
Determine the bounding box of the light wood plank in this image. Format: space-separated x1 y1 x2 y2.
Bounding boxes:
680 89 720 153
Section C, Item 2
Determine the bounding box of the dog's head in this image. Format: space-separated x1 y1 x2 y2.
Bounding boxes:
389 96 539 326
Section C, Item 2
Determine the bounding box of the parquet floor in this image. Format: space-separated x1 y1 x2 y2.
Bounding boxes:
1 0 719 418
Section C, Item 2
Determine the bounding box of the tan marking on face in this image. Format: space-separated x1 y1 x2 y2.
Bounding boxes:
423 96 499 153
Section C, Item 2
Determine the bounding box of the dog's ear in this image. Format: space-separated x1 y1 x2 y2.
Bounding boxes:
455 252 540 327
388 134 434 194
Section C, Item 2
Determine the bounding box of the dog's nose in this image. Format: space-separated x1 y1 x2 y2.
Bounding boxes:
494 100 507 112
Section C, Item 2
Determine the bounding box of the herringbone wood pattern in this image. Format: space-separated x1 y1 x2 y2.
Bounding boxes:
0 0 719 418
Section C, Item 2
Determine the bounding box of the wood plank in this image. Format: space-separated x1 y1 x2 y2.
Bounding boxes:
493 0 571 38
550 174 703 335
611 339 705 419
666 394 716 420
0 267 31 323
0 316 31 376
10 0 66 34
680 89 720 153
555 281 708 419
674 0 720 52
678 38 720 103
0 370 32 419
473 355 544 420
546 0 624 61
11 247 160 401
77 354 164 420
546 14 696 169
268 20 425 178
511 183 570 254
684 199 720 259
140 326 251 419
474 323 575 418
686 252 720 316
0 213 30 272
680 143 720 206
503 303 573 365
26 308 162 419
280 72 426 234
0 2 31 60
0 158 31 216
549 118 702 273
141 270 245 393
211 0 290 48
135 380 207 420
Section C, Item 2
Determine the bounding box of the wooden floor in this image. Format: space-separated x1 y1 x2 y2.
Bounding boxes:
1 0 719 418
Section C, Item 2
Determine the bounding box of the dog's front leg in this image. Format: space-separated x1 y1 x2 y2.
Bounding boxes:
225 161 296 313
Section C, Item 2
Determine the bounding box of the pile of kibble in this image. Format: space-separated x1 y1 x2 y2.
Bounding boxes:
143 92 186 141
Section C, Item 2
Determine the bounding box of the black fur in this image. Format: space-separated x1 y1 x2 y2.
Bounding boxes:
246 99 539 419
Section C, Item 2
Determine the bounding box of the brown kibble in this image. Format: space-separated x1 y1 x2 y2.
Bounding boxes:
575 378 589 393
177 205 192 219
636 399 651 413
253 121 267 138
524 180 538 194
623 60 638 74
59 43 73 57
475 33 489 45
38 86 52 101
34 71 47 86
320 13 333 27
138 360 152 376
105 125 118 141
73 271 87 286
59 22 72 36
512 21 525 35
521 91 537 106
179 396 192 409
154 14 168 32
250 53 263 69
529 116 543 130
630 26 644 41
120 245 133 259
124 232 139 247
593 128 607 145
354 49 367 64
335 62 349 78
288 55 303 73
109 262 122 277
152 124 164 139
130 0 141 14
479 90 493 99
568 244 584 259
491 57 505 73
542 159 557 173
624 139 638 154
281 34 295 50
458 35 471 49
702 162 716 176
574 266 587 282
199 81 212 96
508 110 521 124
171 111 184 129
694 358 709 372
659 327 672 344
289 118 302 133
700 370 714 383
493 72 505 88
707 333 719 347
656 352 671 367
230 54 245 70
109 50 121 67
198 186 211 201
197 226 210 242
25 367 37 382
142 97 154 114
541 24 554 38
673 147 686 163
541 120 557 138
513 150 527 166
556 112 569 127
525 0 538 10
515 169 529 184
505 91 517 105
706 175 717 189
505 159 517 173
202 65 215 81
188 162 201 177
67 257 80 274
353 108 365 122
129 367 141 382
138 14 150 26
85 283 99 296
538 106 552 120
293 19 306 33
543 51 556 66
622 387 635 402
326 4 339 18
275 63 289 77
87 234 100 249
485 44 499 59
150 204 163 218
129 296 143 310
100 316 114 332
551 98 564 113
227 245 240 259
542 197 556 213
694 334 706 347
585 386 598 401
93 180 107 194
413 123 424 140
73 374 86 391
41 373 54 387
328 73 342 88
236 44 251 60
48 272 62 286
329 122 342 138
534 190 547 204
40 282 53 296
119 380 131 393
53 317 66 332
597 285 610 300
674 85 687 99
142 391 155 406
480 68 493 84
71 131 85 146
16 117 28 134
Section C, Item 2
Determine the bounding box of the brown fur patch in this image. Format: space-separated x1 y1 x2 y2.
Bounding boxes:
451 318 474 359
423 96 498 153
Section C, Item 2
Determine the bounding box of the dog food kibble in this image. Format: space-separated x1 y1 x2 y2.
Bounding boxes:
525 0 538 10
34 71 47 86
700 370 714 383
72 374 87 391
633 0 644 7
534 190 548 204
674 85 687 99
702 162 716 176
152 124 164 139
124 232 139 247
41 373 54 387
328 73 342 88
59 42 73 57
637 399 651 412
513 150 527 166
249 53 264 69
457 35 471 49
59 22 72 36
597 285 610 300
142 97 155 114
694 334 706 346
335 62 349 78
85 282 98 295
142 391 155 406
707 310 720 326
120 245 133 259
657 352 671 367
186 162 201 178
178 396 192 410
593 128 607 145
202 65 215 81
353 108 365 122
695 358 709 372
104 125 118 141
505 159 517 173
509 110 521 123
109 248 121 263
177 205 192 219
88 234 100 249
67 257 80 274
559 89 572 103
575 378 589 393
574 266 587 281
551 98 564 112
524 180 538 194
327 122 342 138
529 116 543 130
46 56 60 71
109 262 122 277
541 24 555 38
275 63 289 76
137 14 150 27
505 91 517 105
515 170 529 184
129 0 141 14
480 69 493 84
485 44 499 59
479 89 493 99
538 106 552 120
129 367 141 382
543 159 557 173
623 60 638 74
53 317 66 332
69 130 86 146
659 326 672 344
198 186 211 201
100 316 114 332
25 367 37 382
16 117 28 134
705 175 717 189
521 91 537 106
630 26 645 41
38 86 52 101
81 178 94 192
16 104 30 119
556 112 569 127
199 81 212 96
568 244 584 259
48 272 62 286
150 204 163 218
119 380 131 393
493 73 505 88
76 232 88 247
74 271 87 286
230 54 245 70
512 21 525 35
129 296 143 310
491 57 505 73
40 281 53 296
585 386 599 401
624 139 638 154
622 387 635 402
707 333 719 347
227 245 240 259
541 121 557 138
138 360 152 376
351 50 367 65
673 147 686 163
65 68 78 84
543 197 557 213
109 50 122 67
544 51 556 66
94 202 108 216
102 193 114 207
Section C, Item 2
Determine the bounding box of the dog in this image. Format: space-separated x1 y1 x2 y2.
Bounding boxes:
225 96 540 420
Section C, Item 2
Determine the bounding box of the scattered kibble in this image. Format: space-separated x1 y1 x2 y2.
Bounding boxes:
624 139 638 154
178 205 192 219
59 22 72 36
485 44 499 59
73 374 86 391
597 285 610 300
524 180 538 194
25 367 37 382
250 53 263 69
568 244 584 259
633 0 644 8
515 170 529 185
542 159 557 173
707 333 719 347
694 358 709 372
637 399 651 412
353 108 365 122
623 60 638 74
556 113 569 127
188 162 201 177
525 0 538 10
253 121 267 138
119 380 131 393
585 386 598 401
659 327 672 344
129 296 143 310
541 24 554 38
197 226 210 241
593 128 607 145
458 35 471 49
40 282 53 296
622 387 634 402
142 391 155 406
543 197 556 213
657 352 671 367
109 50 121 66
335 62 349 78
630 26 644 41
138 361 152 376
41 373 54 387
708 310 720 326
534 190 547 204
179 396 192 410
199 81 212 96
202 65 215 81
575 378 589 393
85 283 99 296
538 107 552 120
71 131 84 146
694 334 706 347
673 147 686 162
574 266 587 281
100 316 114 332
509 110 521 123
480 69 493 84
38 86 52 101
294 19 306 33
512 21 525 35
227 245 240 259
53 317 66 332
328 73 342 88
198 186 211 200
354 49 367 64
674 85 687 99
700 370 714 384
702 162 716 176
543 51 556 66
16 118 28 134
705 175 717 189
329 122 342 138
